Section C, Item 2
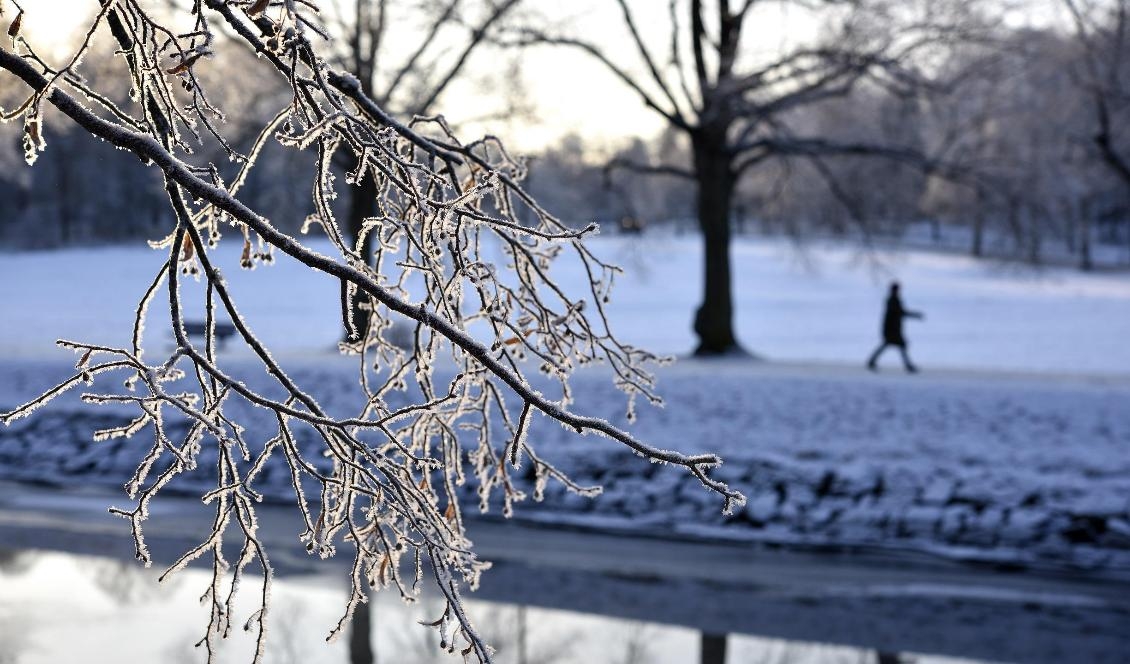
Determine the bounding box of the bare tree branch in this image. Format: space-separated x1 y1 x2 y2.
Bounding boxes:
503 27 693 132
606 155 696 180
0 3 745 662
614 0 693 123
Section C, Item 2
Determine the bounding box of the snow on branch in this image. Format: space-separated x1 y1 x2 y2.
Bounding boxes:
0 2 743 663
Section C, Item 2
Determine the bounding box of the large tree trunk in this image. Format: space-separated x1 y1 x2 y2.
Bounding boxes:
700 633 727 664
971 199 985 258
1079 199 1093 271
53 142 74 245
345 167 379 341
516 606 528 664
349 600 375 664
691 136 742 355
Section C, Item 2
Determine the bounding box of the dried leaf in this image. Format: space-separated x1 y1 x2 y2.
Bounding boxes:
248 0 270 16
166 51 206 75
7 10 22 38
181 237 195 262
502 337 521 345
377 554 389 585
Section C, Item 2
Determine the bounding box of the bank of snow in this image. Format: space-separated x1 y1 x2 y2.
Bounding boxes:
2 357 1128 574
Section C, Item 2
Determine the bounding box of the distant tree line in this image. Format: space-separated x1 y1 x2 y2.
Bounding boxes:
562 19 1130 272
0 35 315 248
2 5 1128 273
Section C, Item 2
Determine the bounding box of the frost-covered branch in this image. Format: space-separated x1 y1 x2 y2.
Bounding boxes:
0 2 743 662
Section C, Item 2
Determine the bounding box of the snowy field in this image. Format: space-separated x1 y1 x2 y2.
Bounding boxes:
2 233 1130 373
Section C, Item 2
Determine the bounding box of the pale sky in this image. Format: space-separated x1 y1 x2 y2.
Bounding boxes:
15 0 1068 156
477 0 823 153
12 0 822 155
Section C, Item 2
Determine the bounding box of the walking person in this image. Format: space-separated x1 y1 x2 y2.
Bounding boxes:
867 281 924 373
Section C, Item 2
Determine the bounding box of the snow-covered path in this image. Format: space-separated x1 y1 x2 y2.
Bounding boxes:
2 357 1128 572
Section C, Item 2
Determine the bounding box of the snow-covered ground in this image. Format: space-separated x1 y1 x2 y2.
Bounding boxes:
3 233 1130 373
2 236 1129 568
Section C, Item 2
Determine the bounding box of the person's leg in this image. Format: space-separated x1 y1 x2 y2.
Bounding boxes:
898 343 917 373
867 343 887 370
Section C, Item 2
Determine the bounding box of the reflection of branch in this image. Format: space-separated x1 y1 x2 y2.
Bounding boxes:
91 558 178 605
265 600 307 664
620 622 655 664
734 135 976 186
469 604 577 664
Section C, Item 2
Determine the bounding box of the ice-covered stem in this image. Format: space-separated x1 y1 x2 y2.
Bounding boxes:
1 3 749 660
207 0 654 381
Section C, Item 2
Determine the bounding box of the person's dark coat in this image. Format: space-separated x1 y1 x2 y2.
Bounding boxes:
882 293 909 346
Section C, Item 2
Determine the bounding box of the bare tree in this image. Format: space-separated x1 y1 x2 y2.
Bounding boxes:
0 2 742 664
322 0 525 341
325 0 522 117
513 0 987 354
1066 0 1130 189
1064 0 1130 263
918 25 1108 266
0 17 315 248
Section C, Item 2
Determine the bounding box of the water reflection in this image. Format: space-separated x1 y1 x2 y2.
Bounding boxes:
0 551 32 664
0 548 982 664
